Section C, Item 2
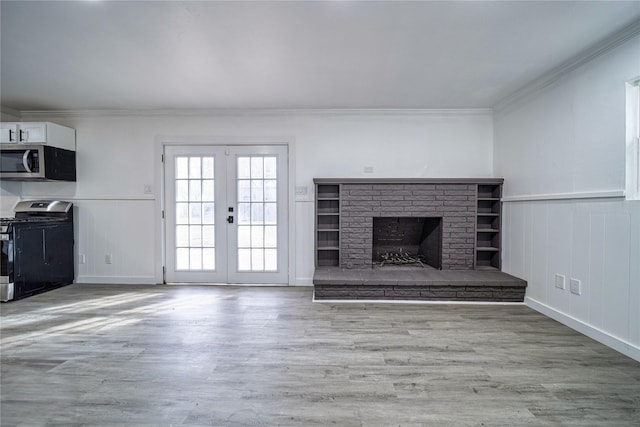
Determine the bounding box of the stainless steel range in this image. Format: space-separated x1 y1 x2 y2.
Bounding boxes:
0 200 74 301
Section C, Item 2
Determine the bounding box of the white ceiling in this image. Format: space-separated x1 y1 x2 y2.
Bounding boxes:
1 1 640 111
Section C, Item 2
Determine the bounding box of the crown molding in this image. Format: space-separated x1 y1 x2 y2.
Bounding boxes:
18 108 493 119
494 19 640 112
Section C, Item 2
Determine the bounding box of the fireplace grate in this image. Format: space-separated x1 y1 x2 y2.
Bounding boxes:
380 252 425 267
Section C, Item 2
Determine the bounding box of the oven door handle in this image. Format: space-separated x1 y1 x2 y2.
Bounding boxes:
22 150 32 173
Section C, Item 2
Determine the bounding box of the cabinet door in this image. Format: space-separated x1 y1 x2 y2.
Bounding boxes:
17 123 47 143
14 224 74 291
0 123 19 143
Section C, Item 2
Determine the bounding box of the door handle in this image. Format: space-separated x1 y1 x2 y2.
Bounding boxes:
227 216 234 224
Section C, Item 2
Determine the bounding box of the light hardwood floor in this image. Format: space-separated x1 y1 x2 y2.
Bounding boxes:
1 284 639 426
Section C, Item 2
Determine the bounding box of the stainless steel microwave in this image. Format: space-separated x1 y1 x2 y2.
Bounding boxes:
0 144 76 181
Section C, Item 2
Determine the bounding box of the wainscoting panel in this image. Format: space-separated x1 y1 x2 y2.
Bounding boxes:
72 199 158 284
502 198 640 361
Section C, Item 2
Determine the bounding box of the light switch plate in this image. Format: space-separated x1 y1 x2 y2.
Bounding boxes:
555 274 566 290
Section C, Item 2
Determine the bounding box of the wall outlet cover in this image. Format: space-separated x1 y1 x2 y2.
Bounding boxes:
570 278 581 295
105 254 113 264
555 274 566 289
364 166 374 173
295 186 308 196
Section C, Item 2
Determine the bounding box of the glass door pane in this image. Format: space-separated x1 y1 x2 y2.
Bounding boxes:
174 155 216 271
236 155 278 272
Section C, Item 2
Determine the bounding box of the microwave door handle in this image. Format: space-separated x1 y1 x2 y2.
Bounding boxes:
22 150 32 173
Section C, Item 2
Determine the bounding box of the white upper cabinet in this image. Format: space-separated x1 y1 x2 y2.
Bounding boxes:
0 122 76 150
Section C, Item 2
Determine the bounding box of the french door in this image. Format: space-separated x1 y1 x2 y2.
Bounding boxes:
164 145 288 284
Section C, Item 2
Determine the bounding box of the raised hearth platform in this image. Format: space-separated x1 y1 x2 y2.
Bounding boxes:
313 266 527 302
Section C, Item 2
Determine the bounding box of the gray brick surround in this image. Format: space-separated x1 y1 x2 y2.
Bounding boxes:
341 183 476 270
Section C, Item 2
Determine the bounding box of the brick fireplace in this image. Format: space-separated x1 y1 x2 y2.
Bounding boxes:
341 182 476 270
313 178 527 302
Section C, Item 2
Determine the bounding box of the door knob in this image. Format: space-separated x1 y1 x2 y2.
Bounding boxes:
227 216 234 224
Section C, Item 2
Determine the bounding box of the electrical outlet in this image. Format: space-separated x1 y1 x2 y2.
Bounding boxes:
105 254 113 264
295 186 308 196
79 254 86 264
364 165 374 173
143 184 153 194
555 274 566 290
570 278 581 295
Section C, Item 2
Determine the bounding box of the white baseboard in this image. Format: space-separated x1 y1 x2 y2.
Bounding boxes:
76 276 313 286
293 277 314 286
76 276 159 285
526 297 640 362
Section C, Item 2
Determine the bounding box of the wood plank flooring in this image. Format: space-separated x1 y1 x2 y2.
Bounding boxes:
1 284 639 426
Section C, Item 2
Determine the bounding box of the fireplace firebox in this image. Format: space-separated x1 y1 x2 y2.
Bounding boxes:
372 217 442 269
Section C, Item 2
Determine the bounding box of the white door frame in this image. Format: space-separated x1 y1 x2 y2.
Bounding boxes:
153 135 296 285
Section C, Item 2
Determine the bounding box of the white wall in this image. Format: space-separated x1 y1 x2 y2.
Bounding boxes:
0 181 21 217
495 35 640 361
0 109 20 122
14 110 494 285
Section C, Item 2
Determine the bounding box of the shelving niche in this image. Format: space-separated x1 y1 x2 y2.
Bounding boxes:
315 184 341 267
475 184 502 270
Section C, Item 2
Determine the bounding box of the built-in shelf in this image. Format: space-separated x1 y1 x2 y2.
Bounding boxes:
475 183 502 270
317 199 340 214
315 184 341 267
317 184 340 199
